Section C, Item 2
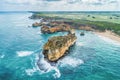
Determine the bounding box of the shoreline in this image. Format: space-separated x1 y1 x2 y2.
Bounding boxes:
95 30 120 43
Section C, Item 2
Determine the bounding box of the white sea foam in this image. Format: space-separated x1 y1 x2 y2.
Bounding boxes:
25 68 36 76
77 42 84 46
37 54 84 78
16 51 34 57
98 35 120 46
24 51 83 78
0 54 5 59
53 67 61 78
37 31 42 35
38 58 53 72
59 56 84 68
26 53 61 78
25 54 39 76
37 55 61 78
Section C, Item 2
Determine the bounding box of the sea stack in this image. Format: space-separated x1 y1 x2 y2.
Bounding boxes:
42 31 77 62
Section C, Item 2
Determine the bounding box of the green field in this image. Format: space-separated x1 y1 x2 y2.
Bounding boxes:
35 12 120 23
32 12 120 35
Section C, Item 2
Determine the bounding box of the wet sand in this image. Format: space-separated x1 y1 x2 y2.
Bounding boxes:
95 30 120 43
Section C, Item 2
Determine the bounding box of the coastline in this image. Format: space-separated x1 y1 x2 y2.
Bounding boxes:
95 30 120 43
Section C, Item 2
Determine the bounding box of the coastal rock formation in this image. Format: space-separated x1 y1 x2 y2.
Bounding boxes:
79 26 94 31
41 22 71 33
32 21 49 27
32 22 41 27
29 14 42 19
41 26 50 33
43 32 77 62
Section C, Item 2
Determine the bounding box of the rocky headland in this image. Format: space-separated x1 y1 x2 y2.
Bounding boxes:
32 22 41 27
32 19 95 32
41 21 71 33
30 13 120 36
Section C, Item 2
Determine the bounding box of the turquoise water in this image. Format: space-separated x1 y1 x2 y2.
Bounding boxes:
0 12 120 80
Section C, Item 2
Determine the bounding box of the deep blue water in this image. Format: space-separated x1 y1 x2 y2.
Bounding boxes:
0 12 120 80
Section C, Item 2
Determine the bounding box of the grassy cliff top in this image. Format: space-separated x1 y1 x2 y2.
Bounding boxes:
31 13 120 35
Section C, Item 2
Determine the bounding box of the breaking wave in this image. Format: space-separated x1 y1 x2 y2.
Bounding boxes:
25 50 83 79
98 35 120 46
25 54 39 76
25 53 61 78
16 51 34 57
37 54 61 78
58 56 84 68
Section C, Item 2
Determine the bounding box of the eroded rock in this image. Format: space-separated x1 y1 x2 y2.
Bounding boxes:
32 22 41 27
41 22 71 33
43 32 77 62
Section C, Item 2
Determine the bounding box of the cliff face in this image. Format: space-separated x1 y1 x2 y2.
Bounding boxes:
32 21 49 27
30 14 97 31
43 33 77 62
79 26 94 31
32 22 41 27
41 22 71 33
41 26 50 33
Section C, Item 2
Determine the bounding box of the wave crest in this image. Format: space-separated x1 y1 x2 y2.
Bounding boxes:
37 54 61 78
58 56 84 67
16 51 34 57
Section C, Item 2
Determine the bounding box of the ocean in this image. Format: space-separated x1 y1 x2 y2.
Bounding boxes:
0 12 120 80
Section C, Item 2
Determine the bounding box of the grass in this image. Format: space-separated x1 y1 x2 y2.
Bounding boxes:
35 12 120 24
31 12 120 35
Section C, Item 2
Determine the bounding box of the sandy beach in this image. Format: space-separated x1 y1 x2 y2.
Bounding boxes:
95 30 120 43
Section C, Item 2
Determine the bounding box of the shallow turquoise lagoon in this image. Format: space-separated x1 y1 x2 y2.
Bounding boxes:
0 12 120 80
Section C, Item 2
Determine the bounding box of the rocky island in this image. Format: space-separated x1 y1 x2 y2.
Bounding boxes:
42 31 77 62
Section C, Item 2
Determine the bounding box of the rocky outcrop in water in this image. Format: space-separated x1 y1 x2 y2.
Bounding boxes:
29 14 42 19
32 22 41 27
41 22 71 33
41 26 50 33
43 32 77 62
32 19 50 27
